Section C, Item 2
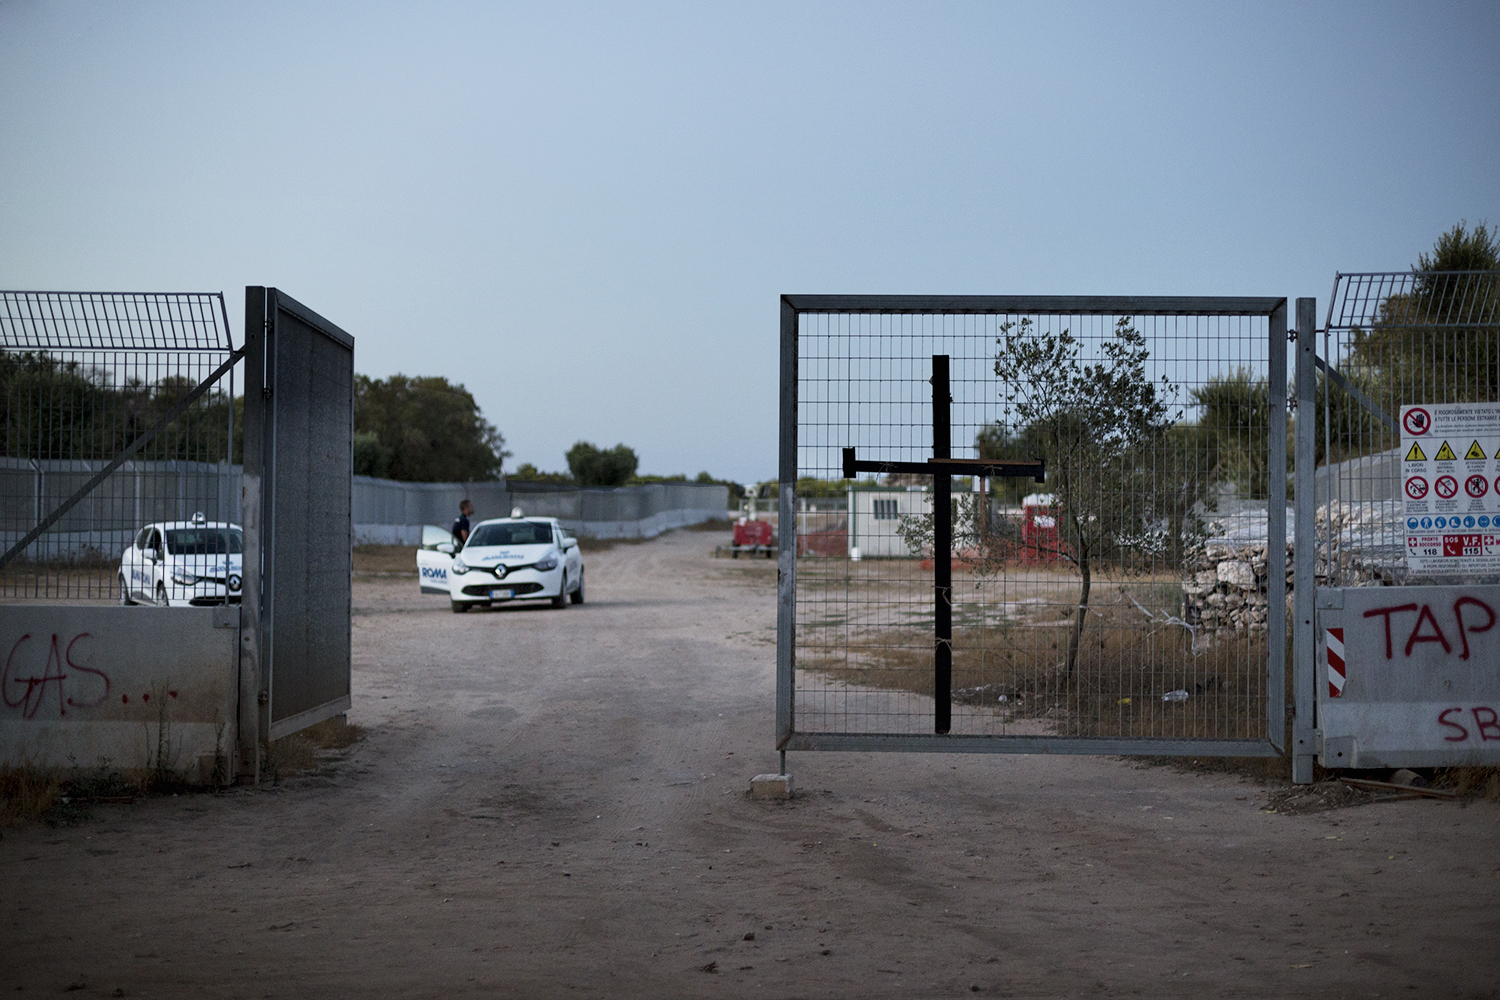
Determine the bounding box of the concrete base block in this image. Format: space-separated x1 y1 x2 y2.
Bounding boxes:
750 773 793 799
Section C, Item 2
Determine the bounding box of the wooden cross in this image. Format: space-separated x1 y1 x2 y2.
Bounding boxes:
842 355 1045 734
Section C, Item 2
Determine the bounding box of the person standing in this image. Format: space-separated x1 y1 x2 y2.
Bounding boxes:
452 499 474 548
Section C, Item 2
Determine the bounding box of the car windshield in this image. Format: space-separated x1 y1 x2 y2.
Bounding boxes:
468 521 553 547
166 528 243 555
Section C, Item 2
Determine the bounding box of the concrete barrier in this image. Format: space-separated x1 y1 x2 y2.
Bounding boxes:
0 605 238 782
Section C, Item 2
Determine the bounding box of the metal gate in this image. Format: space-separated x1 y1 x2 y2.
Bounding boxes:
777 295 1289 758
241 288 354 760
1300 274 1500 780
0 292 245 778
0 291 241 593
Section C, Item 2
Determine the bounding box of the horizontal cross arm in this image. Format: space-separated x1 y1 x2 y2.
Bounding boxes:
842 448 1044 482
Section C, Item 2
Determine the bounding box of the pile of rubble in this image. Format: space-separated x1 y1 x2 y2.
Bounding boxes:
1180 499 1406 635
1181 540 1287 633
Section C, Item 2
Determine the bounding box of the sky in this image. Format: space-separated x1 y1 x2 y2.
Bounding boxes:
2 1 1497 483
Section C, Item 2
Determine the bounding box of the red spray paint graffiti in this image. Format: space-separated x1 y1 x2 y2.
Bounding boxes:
1437 707 1500 742
1361 596 1496 661
2 633 110 719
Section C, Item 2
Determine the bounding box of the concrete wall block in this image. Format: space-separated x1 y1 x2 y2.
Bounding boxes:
0 606 237 781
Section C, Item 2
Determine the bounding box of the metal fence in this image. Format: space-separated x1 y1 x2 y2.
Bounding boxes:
352 478 730 543
0 292 238 601
1316 271 1499 587
778 295 1288 756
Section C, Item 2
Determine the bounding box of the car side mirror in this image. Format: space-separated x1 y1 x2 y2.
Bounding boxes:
437 542 455 555
563 538 578 550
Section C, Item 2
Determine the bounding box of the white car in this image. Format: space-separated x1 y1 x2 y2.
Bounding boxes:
418 516 584 613
119 513 243 607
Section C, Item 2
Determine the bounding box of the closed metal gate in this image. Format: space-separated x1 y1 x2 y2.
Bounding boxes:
1299 272 1500 780
778 295 1289 759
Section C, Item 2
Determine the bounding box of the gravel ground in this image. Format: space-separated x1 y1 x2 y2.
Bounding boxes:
2 529 1498 998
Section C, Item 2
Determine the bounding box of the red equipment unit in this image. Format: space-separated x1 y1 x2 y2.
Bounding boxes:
730 518 775 558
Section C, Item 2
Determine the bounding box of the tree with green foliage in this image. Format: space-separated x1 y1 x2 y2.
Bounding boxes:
1190 368 1275 499
1342 222 1500 429
566 441 638 487
991 317 1180 679
900 318 1180 679
353 374 508 482
0 352 235 463
506 463 574 485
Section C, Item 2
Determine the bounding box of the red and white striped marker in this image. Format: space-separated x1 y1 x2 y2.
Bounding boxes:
1326 627 1345 698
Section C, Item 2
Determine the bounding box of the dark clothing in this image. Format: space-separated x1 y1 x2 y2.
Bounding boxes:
452 513 471 547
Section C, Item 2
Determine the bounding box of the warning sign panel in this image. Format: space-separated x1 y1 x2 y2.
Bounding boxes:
1402 403 1500 573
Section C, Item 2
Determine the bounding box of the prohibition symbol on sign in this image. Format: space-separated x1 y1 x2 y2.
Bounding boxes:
1405 476 1428 500
1403 407 1431 436
1467 475 1490 498
1435 475 1459 499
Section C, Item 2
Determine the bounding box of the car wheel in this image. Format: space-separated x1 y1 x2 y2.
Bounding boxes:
156 582 168 608
570 568 584 605
552 572 568 609
731 548 738 559
451 600 470 613
119 575 134 606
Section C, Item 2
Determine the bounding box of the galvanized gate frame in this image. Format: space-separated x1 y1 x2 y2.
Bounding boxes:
1291 297 1319 784
240 287 354 779
778 295 1290 760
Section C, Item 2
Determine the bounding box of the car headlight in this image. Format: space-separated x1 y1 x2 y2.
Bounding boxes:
452 558 468 574
534 553 559 571
172 571 201 586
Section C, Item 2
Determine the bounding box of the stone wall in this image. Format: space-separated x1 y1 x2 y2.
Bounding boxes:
1181 541 1288 634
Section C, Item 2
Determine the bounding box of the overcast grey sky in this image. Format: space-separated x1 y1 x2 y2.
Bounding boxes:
2 1 1496 482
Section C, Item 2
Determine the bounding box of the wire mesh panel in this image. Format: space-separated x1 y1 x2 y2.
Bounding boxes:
1318 271 1500 586
778 295 1288 755
0 292 238 602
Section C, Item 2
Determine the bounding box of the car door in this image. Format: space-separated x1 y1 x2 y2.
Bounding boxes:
146 528 166 603
122 528 145 600
416 524 456 594
561 527 583 583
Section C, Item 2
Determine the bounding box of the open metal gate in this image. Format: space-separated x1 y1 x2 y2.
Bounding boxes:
241 288 354 766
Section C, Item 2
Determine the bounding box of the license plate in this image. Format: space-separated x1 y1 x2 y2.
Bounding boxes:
490 588 513 599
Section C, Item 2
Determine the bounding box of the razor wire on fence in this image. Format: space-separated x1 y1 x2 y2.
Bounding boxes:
0 292 239 601
1318 271 1500 587
779 295 1288 755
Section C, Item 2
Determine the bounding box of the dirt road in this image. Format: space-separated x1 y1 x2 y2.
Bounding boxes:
4 530 1498 998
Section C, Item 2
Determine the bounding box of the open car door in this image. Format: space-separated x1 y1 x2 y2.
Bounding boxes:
416 524 456 594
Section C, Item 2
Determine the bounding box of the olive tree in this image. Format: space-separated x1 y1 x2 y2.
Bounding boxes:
994 317 1180 677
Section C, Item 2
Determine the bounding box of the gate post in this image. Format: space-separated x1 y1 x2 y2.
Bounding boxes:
1267 300 1288 752
238 287 267 781
1292 297 1318 784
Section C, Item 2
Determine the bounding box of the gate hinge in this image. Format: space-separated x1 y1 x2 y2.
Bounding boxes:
258 690 269 706
261 386 272 399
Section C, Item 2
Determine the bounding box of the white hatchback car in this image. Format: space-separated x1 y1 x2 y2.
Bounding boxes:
119 514 243 607
418 516 584 613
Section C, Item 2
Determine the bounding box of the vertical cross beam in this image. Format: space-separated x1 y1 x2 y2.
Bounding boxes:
932 355 952 734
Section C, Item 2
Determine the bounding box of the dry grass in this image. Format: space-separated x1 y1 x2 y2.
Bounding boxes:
1433 765 1500 801
685 518 734 533
0 563 117 602
799 577 1271 742
353 544 418 576
0 761 65 826
263 715 365 783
